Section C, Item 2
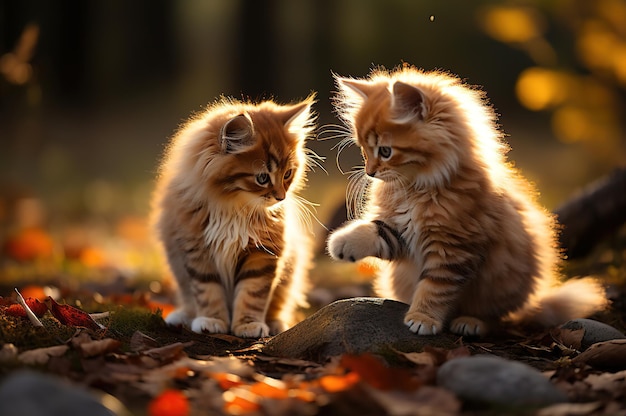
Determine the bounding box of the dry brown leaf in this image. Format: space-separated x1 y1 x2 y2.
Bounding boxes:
364 385 461 416
18 345 69 365
130 330 159 352
393 350 437 367
573 339 626 370
553 328 585 351
143 342 191 363
584 370 626 396
77 338 122 358
536 402 603 416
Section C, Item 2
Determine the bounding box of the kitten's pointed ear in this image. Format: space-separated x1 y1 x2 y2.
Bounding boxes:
391 81 427 122
281 95 316 135
336 77 377 100
220 113 255 153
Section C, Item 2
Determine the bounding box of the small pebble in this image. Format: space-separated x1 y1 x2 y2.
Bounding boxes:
437 355 567 407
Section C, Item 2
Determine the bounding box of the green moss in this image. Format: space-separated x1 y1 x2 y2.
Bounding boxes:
0 314 76 350
106 306 166 339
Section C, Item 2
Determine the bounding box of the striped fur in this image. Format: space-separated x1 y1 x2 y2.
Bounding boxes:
327 65 607 336
152 96 316 338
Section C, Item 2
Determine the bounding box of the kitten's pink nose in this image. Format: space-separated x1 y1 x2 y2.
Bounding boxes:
273 188 286 201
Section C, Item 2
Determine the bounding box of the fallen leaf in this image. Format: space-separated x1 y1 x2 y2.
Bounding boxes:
317 372 360 393
45 297 103 330
340 354 421 391
18 345 69 365
212 372 244 390
148 389 190 416
14 289 44 326
223 388 261 414
77 338 122 358
364 385 461 416
573 340 626 370
536 402 603 416
130 330 159 352
584 370 626 396
553 328 584 351
394 350 437 366
143 342 191 363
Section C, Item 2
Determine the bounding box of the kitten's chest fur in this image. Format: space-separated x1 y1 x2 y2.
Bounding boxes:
200 207 281 292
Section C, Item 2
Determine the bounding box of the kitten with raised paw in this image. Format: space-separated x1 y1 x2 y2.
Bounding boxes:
153 95 317 338
327 65 607 336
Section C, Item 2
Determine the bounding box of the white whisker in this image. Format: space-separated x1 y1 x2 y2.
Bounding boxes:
346 168 370 220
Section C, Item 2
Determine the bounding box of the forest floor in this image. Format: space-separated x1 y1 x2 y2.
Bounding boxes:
1 224 625 415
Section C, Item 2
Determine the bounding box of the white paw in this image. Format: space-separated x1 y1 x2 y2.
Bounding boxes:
164 309 192 327
450 316 487 336
404 311 442 335
232 322 270 338
191 317 228 334
327 223 377 262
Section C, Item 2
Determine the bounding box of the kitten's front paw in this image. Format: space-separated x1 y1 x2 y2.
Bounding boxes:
327 222 378 262
233 322 270 338
164 308 192 327
191 317 228 334
404 311 443 335
450 316 487 336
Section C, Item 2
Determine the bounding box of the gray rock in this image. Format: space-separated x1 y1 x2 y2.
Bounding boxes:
437 355 567 407
263 297 457 361
0 371 117 416
561 318 626 350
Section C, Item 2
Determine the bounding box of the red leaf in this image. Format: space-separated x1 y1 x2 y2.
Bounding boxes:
148 389 190 416
2 298 48 318
46 297 102 330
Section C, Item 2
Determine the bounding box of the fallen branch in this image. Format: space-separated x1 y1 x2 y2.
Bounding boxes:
555 166 626 259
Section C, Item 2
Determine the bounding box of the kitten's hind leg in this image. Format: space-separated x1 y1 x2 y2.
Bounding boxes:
450 316 488 337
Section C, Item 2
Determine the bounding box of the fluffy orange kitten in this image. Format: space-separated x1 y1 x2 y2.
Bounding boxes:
152 96 316 338
327 65 607 336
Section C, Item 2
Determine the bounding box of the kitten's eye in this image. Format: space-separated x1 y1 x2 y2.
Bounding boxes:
283 169 293 180
255 173 270 186
378 146 392 160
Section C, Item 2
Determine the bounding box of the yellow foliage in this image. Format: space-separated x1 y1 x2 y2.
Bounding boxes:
481 6 543 43
515 67 568 111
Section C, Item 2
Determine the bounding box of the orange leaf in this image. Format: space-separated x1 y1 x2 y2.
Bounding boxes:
148 389 190 416
340 354 421 391
223 389 260 414
317 372 360 393
212 372 244 390
249 379 289 399
46 297 102 330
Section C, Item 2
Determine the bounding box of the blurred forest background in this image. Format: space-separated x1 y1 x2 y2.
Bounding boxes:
1 0 625 297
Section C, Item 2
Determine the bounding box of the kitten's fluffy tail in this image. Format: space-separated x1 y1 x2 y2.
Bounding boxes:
510 277 608 327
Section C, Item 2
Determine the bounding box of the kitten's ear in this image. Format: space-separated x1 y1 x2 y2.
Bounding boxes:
336 77 378 100
220 113 255 153
281 95 315 135
391 81 427 122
